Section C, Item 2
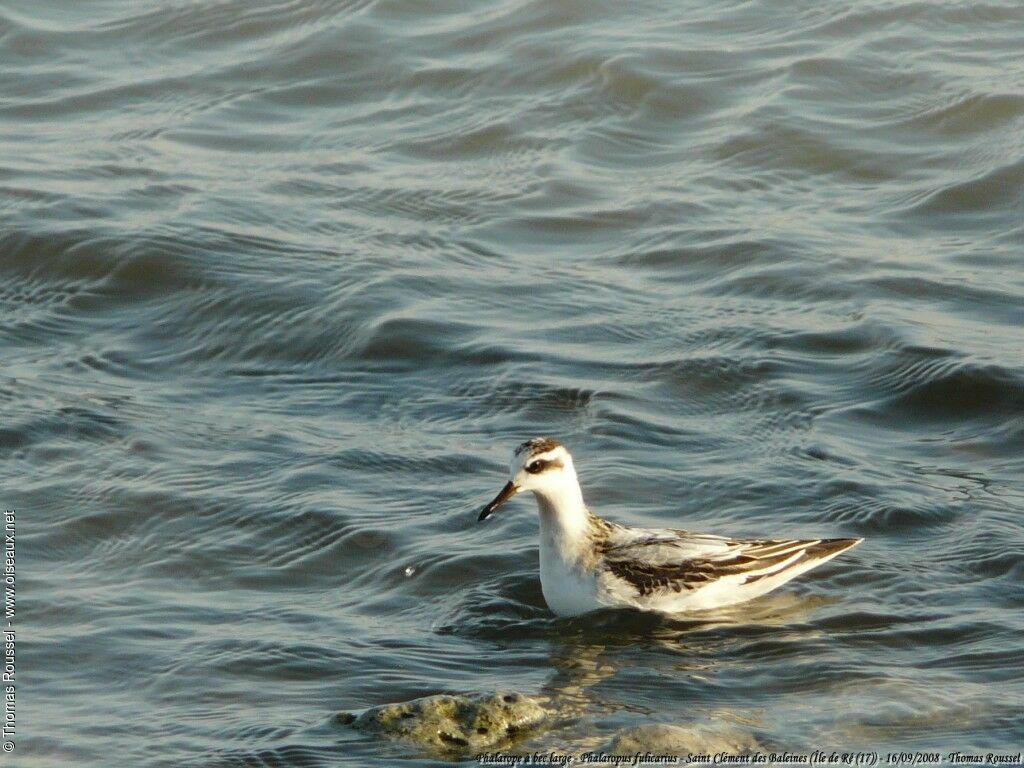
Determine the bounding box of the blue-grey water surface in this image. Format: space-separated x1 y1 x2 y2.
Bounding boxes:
3 0 1024 765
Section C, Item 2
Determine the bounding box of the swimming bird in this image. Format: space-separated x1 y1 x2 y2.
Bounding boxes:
477 438 862 618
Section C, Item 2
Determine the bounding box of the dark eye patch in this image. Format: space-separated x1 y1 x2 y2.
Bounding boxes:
526 458 563 474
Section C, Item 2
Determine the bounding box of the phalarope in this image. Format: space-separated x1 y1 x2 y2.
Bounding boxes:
478 438 862 618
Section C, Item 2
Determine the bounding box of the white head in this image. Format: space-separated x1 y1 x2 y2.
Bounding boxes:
478 438 581 521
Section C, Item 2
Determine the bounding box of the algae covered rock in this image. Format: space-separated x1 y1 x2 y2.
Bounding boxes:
341 691 548 751
608 723 764 755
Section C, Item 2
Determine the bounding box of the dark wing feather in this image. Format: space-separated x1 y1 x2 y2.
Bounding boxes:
602 535 859 597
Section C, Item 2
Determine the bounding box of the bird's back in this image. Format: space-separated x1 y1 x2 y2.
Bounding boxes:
592 524 861 614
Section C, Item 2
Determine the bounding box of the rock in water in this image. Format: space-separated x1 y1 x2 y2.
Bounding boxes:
343 691 548 751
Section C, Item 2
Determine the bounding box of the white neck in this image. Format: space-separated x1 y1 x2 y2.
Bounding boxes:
532 472 590 551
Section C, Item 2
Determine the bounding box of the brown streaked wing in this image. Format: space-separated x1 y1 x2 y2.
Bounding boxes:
601 537 853 597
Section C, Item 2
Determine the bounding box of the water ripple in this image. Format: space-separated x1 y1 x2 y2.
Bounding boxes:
5 0 1024 763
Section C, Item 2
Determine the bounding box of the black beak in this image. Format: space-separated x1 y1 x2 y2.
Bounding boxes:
478 481 518 522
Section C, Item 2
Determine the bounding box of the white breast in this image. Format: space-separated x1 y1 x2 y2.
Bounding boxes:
538 537 602 617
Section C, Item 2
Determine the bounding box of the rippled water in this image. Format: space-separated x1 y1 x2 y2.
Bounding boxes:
4 0 1024 765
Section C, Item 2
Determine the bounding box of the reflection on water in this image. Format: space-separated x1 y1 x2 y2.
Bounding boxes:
541 593 835 716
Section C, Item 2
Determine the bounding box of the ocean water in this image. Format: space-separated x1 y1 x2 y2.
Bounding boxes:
3 0 1023 765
